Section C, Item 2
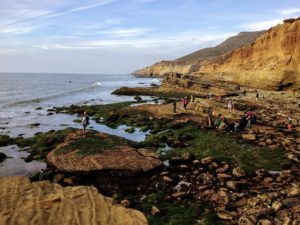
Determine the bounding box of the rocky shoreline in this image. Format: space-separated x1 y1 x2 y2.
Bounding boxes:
0 82 300 224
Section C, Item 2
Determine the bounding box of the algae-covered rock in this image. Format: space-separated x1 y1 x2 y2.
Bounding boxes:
47 130 162 173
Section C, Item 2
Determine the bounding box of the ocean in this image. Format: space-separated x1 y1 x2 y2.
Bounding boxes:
0 73 160 137
0 73 161 176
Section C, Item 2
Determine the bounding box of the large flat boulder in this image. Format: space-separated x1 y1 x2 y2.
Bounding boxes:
47 130 162 173
0 176 148 225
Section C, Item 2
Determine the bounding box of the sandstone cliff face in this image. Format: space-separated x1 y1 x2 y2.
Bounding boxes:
0 176 148 225
133 31 264 77
133 61 197 77
197 19 300 90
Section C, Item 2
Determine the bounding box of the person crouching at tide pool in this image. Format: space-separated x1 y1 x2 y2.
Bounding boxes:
82 112 90 134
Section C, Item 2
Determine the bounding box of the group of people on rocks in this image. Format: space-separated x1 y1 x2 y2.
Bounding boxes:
206 108 256 132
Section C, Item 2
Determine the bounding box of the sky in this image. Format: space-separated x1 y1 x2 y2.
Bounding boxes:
0 0 300 74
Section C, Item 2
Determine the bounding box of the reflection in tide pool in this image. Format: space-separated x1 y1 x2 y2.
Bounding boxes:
0 145 46 176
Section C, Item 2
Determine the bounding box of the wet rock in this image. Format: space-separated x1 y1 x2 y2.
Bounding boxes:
30 123 40 127
238 216 255 225
181 152 195 161
201 156 215 165
125 127 135 133
0 152 7 163
35 107 43 110
63 177 75 185
272 200 282 211
217 173 232 180
121 199 130 208
47 130 162 174
151 206 160 216
286 184 300 197
217 211 235 220
226 181 242 191
257 220 272 225
134 96 142 102
232 167 246 177
216 163 230 173
242 134 256 141
171 191 187 198
162 176 173 183
24 155 33 163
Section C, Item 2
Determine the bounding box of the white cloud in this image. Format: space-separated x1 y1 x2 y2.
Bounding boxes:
47 0 115 18
241 19 283 31
136 0 157 3
13 9 53 21
0 25 38 34
278 8 300 16
78 18 122 29
31 31 235 50
100 28 152 37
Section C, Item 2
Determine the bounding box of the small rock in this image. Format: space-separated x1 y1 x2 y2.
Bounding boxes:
63 178 75 185
171 192 187 198
181 152 194 161
257 220 272 225
0 152 7 163
217 211 234 220
271 200 282 211
286 184 300 197
217 173 232 180
242 134 256 141
232 167 246 177
201 156 215 164
162 176 173 183
151 206 160 216
238 216 255 225
120 199 130 208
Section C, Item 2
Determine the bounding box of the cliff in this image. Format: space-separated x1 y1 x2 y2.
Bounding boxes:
197 18 300 90
135 18 300 91
133 31 265 77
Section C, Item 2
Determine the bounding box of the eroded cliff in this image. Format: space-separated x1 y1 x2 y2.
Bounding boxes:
133 31 265 77
197 18 300 90
134 18 300 91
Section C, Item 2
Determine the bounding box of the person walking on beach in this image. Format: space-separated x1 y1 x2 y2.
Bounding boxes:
173 101 177 113
82 111 89 134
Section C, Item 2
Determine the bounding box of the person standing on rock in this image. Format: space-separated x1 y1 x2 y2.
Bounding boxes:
81 112 90 134
255 91 259 102
288 117 293 130
190 95 194 103
207 107 213 127
245 111 253 128
228 98 233 111
173 101 177 113
183 97 188 110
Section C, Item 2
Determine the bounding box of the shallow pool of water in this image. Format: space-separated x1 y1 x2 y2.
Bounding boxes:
0 145 46 176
